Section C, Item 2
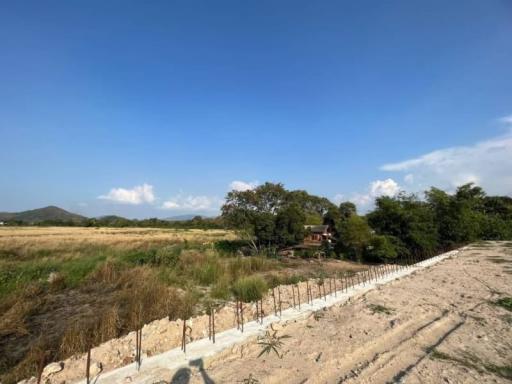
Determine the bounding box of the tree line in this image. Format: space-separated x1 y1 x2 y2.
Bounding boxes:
3 215 224 230
221 182 512 262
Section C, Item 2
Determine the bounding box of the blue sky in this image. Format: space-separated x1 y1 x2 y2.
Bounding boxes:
1 1 511 218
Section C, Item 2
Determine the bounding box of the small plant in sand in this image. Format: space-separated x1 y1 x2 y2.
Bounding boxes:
257 324 290 359
313 310 325 321
240 373 260 383
494 297 512 312
368 303 394 315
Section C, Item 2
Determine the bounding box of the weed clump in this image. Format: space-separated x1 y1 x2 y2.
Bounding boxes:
368 303 394 315
495 297 512 312
257 324 290 359
232 276 268 303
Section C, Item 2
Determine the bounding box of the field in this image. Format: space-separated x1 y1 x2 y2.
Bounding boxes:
0 226 365 384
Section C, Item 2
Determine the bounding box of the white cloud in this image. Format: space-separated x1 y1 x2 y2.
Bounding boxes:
98 183 155 205
348 178 401 211
229 180 259 192
350 193 373 208
161 200 180 209
161 195 221 211
369 178 400 197
380 130 512 196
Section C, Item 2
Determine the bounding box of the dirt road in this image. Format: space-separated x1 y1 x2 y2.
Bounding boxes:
167 242 512 384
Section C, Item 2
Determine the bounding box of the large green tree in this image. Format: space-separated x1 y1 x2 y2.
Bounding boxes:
367 193 438 257
221 182 330 249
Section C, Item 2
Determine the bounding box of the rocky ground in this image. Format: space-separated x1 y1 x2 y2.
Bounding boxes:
167 242 512 384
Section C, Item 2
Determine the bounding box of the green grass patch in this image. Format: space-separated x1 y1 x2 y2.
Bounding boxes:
494 297 512 312
430 349 512 380
487 256 511 264
368 303 394 315
486 364 512 379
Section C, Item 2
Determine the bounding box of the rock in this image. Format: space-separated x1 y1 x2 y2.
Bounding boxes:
42 362 64 377
17 377 37 384
89 362 103 376
124 376 133 383
47 272 60 283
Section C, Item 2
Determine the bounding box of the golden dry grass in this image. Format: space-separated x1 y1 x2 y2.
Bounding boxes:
0 226 236 251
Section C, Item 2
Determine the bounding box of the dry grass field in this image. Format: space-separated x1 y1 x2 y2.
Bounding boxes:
0 226 364 384
0 226 236 251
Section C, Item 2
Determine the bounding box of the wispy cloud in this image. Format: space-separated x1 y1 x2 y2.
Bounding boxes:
98 183 155 205
333 193 345 204
229 180 259 192
161 194 221 211
498 114 512 125
381 123 512 195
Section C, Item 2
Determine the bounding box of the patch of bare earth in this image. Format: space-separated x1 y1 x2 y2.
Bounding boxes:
164 242 512 384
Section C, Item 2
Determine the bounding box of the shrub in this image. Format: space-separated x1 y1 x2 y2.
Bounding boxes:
210 277 231 300
116 267 177 328
154 246 181 267
193 258 223 285
214 240 247 255
265 274 282 288
120 249 157 266
228 256 274 279
283 274 304 285
89 261 120 284
232 276 268 303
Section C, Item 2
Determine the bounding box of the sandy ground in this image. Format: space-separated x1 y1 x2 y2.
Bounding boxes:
158 242 512 384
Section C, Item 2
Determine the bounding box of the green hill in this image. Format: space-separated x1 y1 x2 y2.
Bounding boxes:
0 206 87 224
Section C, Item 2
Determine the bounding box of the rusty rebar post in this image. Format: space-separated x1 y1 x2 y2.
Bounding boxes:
86 347 91 384
181 320 186 353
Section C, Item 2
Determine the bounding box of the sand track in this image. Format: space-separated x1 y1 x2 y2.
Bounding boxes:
337 310 463 383
181 242 511 384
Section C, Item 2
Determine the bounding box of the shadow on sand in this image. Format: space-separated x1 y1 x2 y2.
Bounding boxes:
169 358 215 384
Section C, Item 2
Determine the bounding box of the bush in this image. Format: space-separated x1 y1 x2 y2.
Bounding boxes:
214 240 247 255
283 274 304 285
210 277 231 300
120 249 157 266
232 276 268 303
294 248 317 259
265 274 282 288
154 246 181 267
193 258 223 285
228 256 274 279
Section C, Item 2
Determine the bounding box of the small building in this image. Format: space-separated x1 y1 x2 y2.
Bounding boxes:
0 221 4 226
304 224 332 243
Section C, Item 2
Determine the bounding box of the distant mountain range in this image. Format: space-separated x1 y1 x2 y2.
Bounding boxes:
0 206 87 224
164 214 208 221
0 207 212 224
